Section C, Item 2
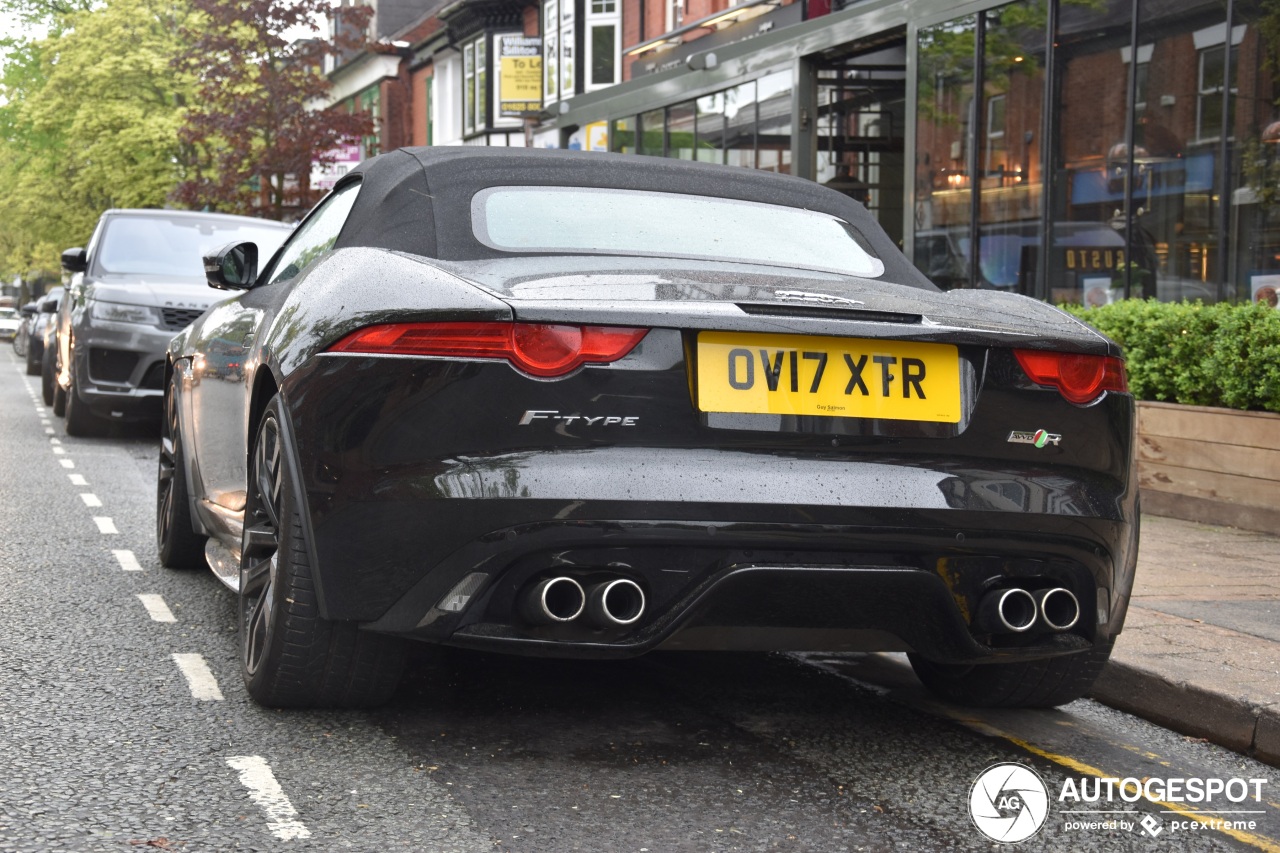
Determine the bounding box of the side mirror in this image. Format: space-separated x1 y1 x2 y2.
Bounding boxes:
204 241 259 291
39 297 60 313
61 247 87 273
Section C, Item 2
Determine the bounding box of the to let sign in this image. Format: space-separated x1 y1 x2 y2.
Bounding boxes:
500 35 543 116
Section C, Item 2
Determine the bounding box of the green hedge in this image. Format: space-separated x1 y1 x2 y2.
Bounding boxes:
1060 300 1280 414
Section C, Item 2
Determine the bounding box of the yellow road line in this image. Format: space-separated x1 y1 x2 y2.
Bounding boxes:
967 712 1280 850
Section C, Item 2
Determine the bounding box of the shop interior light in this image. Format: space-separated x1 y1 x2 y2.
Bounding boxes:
623 0 778 57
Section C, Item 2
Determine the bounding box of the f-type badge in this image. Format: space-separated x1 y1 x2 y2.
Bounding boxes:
520 410 638 426
1008 429 1062 448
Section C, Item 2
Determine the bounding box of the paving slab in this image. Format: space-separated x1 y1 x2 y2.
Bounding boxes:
1091 514 1280 766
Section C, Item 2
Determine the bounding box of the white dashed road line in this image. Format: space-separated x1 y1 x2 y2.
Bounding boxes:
68 474 88 486
226 756 312 841
79 493 102 507
171 653 224 701
112 550 143 572
59 459 74 469
93 517 118 534
137 594 177 623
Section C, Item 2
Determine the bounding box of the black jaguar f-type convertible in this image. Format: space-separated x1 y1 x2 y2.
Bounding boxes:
158 147 1138 709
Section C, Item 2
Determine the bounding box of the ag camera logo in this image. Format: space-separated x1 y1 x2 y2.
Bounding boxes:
969 763 1050 843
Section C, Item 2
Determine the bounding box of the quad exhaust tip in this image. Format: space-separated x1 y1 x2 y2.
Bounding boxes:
519 575 646 628
1035 587 1081 631
977 587 1038 633
587 579 646 628
519 576 585 624
976 586 1082 634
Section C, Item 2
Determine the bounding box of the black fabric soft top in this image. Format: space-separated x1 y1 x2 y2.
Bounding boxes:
332 146 932 288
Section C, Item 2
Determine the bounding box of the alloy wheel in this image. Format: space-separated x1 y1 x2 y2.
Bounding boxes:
241 414 283 677
156 386 181 547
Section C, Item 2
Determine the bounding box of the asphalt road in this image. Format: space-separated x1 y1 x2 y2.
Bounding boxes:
1 348 1276 852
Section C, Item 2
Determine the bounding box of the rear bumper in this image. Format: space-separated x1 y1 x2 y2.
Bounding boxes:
281 350 1137 664
293 443 1136 663
355 513 1129 664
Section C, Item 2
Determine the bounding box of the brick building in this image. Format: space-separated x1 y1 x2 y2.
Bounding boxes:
326 0 1280 306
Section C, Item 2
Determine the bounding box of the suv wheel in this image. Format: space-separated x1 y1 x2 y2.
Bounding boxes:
64 361 108 437
41 346 56 406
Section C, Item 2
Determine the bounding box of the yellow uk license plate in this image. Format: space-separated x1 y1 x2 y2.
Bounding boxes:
696 331 961 422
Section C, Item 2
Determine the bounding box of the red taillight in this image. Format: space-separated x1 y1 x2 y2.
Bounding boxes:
327 322 649 377
1014 349 1128 405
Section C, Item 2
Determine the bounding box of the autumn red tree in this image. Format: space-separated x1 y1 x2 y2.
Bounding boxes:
172 0 373 219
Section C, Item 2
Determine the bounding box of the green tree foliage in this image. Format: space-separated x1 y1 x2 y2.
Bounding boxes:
0 0 193 277
172 0 371 219
1063 300 1280 413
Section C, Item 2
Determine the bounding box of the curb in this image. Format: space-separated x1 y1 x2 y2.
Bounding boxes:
1091 660 1280 767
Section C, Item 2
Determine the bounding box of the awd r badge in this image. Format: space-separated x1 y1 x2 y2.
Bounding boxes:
1008 429 1062 448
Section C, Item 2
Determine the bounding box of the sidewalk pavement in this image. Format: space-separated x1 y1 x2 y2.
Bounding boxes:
1090 513 1280 766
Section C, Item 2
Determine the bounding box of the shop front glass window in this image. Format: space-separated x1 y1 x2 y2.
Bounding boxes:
973 3 1046 297
667 101 696 160
913 15 976 290
1229 6 1280 305
756 71 793 173
639 108 665 156
1121 1 1230 303
610 116 636 154
696 92 727 164
724 81 758 169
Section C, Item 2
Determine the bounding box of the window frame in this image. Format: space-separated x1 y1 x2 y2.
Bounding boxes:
1196 44 1232 143
260 180 363 287
585 0 620 92
542 0 560 104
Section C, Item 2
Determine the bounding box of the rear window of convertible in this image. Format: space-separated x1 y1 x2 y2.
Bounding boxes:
471 186 885 278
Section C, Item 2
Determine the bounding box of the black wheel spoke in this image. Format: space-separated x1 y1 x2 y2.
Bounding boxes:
241 412 283 680
241 551 275 596
254 420 282 529
243 568 274 676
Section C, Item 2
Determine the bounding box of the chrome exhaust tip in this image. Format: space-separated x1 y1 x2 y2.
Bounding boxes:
519 576 586 624
586 578 646 628
1035 587 1081 631
976 588 1038 633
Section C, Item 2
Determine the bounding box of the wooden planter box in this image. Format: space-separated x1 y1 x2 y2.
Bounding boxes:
1137 401 1280 534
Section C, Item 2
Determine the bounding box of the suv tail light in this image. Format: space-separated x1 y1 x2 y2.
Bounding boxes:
328 322 649 378
1014 349 1128 405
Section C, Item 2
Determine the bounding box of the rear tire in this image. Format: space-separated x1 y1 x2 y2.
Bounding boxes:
239 397 406 708
41 346 56 406
52 380 66 417
64 362 108 437
157 371 206 568
909 644 1113 708
25 342 40 376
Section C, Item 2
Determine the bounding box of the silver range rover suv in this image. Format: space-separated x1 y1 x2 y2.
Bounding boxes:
53 209 292 435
